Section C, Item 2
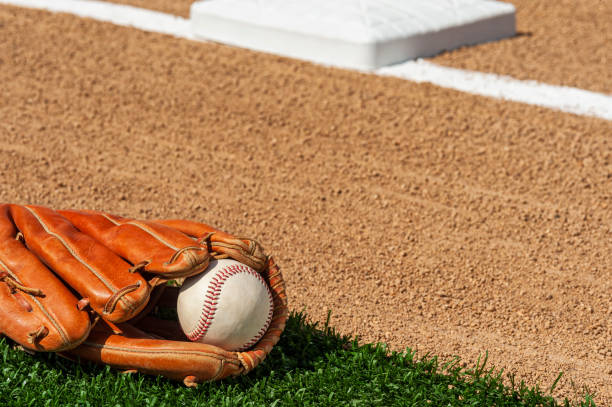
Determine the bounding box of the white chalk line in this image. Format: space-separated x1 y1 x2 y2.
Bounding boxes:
379 61 612 121
1 0 610 121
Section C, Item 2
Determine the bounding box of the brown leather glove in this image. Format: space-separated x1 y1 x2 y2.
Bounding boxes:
0 204 288 386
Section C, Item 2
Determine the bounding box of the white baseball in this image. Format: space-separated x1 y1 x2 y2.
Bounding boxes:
177 259 274 352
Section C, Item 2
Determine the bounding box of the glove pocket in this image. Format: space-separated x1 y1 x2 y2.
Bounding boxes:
67 256 289 386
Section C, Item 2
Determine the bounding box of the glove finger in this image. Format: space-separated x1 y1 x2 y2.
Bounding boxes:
66 322 244 386
59 210 209 280
0 205 91 351
10 205 150 323
154 219 266 272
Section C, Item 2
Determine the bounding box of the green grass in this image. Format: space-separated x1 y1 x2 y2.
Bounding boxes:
0 312 598 407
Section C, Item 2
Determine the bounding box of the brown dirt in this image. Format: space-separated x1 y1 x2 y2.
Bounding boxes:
107 0 612 94
104 0 192 18
432 0 612 95
1 4 611 405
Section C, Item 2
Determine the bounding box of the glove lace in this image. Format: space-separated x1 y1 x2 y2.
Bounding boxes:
27 325 49 345
0 271 45 297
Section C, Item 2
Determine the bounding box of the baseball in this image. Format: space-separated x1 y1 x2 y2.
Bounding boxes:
177 259 274 352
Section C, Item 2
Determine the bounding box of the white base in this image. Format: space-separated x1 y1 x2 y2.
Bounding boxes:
190 0 516 70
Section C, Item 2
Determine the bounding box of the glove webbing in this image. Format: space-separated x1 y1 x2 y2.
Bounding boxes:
199 233 266 271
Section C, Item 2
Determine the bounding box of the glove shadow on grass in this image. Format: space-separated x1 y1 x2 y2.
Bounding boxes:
0 311 598 406
1 310 350 384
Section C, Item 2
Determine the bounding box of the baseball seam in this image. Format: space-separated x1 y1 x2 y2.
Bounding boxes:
186 263 273 351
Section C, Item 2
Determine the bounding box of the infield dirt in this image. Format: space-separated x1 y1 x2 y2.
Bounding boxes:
0 4 611 405
106 0 612 94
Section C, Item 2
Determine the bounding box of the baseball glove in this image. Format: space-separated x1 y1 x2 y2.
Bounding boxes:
0 204 288 386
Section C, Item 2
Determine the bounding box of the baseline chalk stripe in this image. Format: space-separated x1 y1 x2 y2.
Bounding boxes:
0 0 193 39
1 0 610 121
378 60 612 121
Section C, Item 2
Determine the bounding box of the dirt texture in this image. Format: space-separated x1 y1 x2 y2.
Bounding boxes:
432 0 612 95
0 5 611 405
104 0 192 18
107 0 612 94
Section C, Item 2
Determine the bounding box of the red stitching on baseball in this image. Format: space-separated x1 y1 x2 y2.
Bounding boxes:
186 263 273 351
